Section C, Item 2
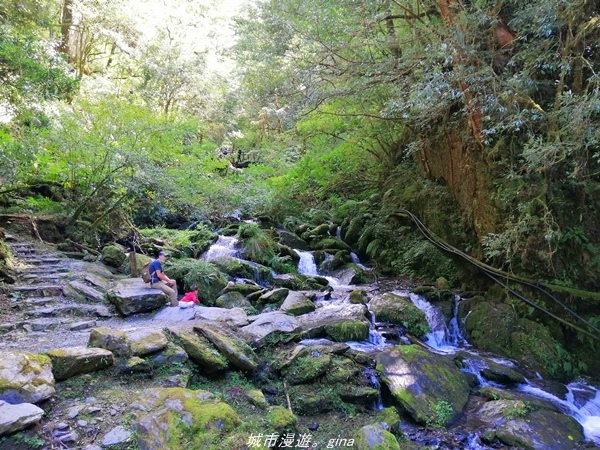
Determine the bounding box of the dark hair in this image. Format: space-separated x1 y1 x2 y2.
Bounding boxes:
189 285 198 291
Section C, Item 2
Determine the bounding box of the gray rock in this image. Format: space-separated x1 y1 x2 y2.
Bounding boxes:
258 288 289 307
241 312 301 347
196 326 258 371
46 347 114 381
88 327 131 357
152 305 196 321
297 303 368 338
0 351 55 404
107 278 167 316
355 424 399 449
377 345 470 425
127 328 168 356
0 400 44 436
102 425 132 447
67 406 82 419
63 280 106 303
215 291 252 309
70 320 97 331
193 306 249 327
280 291 315 316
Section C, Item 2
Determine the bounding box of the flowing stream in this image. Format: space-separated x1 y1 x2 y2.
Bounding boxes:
291 248 600 446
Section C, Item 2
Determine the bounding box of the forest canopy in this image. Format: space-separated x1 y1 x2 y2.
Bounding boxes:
1 0 600 289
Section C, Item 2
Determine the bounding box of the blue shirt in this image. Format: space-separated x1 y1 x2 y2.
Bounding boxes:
149 259 163 284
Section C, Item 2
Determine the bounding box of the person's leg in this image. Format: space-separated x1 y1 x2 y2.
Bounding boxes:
151 281 178 306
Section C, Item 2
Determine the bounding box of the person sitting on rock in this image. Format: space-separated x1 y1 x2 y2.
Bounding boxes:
179 285 200 309
149 251 178 307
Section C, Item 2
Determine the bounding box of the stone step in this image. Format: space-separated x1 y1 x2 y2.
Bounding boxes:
21 297 57 307
21 273 70 282
16 267 71 275
17 257 65 266
12 284 63 297
4 233 17 241
17 318 64 332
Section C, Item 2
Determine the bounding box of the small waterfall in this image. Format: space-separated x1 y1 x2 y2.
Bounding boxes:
402 291 465 352
350 252 369 271
363 367 384 410
294 250 318 276
202 236 239 260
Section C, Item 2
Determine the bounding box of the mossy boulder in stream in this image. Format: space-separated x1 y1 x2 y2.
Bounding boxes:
369 293 430 337
209 256 272 285
478 399 584 449
376 345 470 425
325 320 369 342
462 301 575 378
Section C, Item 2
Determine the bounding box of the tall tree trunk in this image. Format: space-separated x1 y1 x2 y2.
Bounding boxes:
58 0 73 59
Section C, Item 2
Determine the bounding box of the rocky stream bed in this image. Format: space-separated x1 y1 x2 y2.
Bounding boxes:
1 229 599 450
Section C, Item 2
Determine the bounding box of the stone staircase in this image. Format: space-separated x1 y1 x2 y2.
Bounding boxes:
1 235 114 352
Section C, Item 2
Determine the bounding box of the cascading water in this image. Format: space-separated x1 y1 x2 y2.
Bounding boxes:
294 249 318 276
202 235 240 260
518 381 600 444
395 290 467 352
363 367 384 410
407 291 600 446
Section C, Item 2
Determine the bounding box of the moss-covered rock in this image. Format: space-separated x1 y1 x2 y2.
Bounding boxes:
46 347 113 381
245 389 269 410
215 291 253 309
325 320 369 342
376 345 470 425
164 328 228 373
280 292 315 316
350 289 369 304
127 328 169 357
479 401 584 450
88 326 131 357
100 244 125 268
0 351 55 404
311 237 352 252
209 256 273 285
258 288 289 308
355 424 400 450
195 326 258 371
283 353 332 385
220 282 263 296
131 387 241 450
267 405 297 432
463 301 575 378
369 293 430 337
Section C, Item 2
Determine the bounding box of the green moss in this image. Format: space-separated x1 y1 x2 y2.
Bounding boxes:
267 406 297 432
349 289 369 304
165 258 228 302
355 425 400 450
284 354 332 384
325 320 369 342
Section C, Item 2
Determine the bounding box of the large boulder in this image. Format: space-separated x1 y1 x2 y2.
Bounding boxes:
257 288 289 308
280 291 315 316
107 278 167 316
0 400 45 436
130 387 241 450
369 293 430 337
88 326 131 357
127 328 169 356
376 345 470 425
46 347 114 381
62 280 107 303
355 424 399 450
195 326 258 371
193 306 249 327
164 328 228 373
209 256 273 285
276 230 310 251
0 351 55 404
241 312 302 347
101 244 126 268
297 303 369 339
215 291 253 309
478 400 585 449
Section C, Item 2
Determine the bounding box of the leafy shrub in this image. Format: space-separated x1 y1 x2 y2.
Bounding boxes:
165 258 228 303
